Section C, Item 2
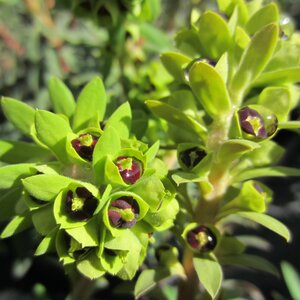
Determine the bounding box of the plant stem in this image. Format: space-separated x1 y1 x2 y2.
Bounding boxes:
70 276 96 300
177 248 199 300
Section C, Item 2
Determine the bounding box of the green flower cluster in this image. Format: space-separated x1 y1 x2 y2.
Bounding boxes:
0 77 178 280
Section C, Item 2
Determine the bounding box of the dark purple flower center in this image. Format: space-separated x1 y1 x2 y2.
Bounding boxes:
115 156 143 184
108 196 139 229
71 134 98 161
238 107 278 139
186 225 217 252
238 107 267 139
179 147 206 168
65 187 98 221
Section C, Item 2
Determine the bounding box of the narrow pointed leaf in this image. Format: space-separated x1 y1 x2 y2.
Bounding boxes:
281 261 300 300
279 121 300 129
236 211 291 242
234 166 300 182
35 228 58 256
245 3 279 35
48 77 76 118
1 97 35 136
105 102 131 138
0 187 22 221
22 174 73 201
32 204 56 235
253 67 300 86
193 256 223 299
1 212 32 238
0 140 51 163
189 61 231 117
219 254 279 277
72 77 106 132
35 110 73 162
196 11 232 60
161 52 191 82
146 100 207 139
134 268 170 299
230 24 278 102
0 163 36 189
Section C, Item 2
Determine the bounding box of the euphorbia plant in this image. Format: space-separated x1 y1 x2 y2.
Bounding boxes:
1 0 300 299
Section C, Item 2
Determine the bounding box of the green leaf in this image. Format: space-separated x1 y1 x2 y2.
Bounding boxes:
234 166 300 182
217 181 266 220
104 229 141 251
76 250 105 280
236 211 291 242
22 174 73 201
0 187 22 221
172 171 208 185
1 212 32 238
279 121 300 130
0 163 36 189
243 140 285 167
66 218 99 247
215 53 229 83
145 100 207 139
145 141 160 163
193 256 223 299
105 102 131 139
175 28 202 57
0 140 51 163
35 227 58 256
134 268 170 299
219 254 279 277
35 110 73 162
245 3 279 35
218 139 260 165
196 11 232 60
48 77 76 118
215 236 246 257
117 247 141 280
129 175 165 211
93 125 121 176
281 261 300 300
168 89 199 119
189 61 231 117
72 77 106 132
230 23 278 103
258 87 291 122
1 97 35 136
161 52 191 82
32 204 56 235
144 197 179 231
253 67 300 86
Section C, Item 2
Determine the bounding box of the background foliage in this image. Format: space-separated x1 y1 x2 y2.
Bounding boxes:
0 0 300 299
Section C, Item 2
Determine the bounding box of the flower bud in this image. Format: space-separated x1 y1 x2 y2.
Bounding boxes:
179 147 207 169
238 106 277 139
114 156 143 184
186 225 217 252
65 187 98 221
71 133 98 161
108 196 139 228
